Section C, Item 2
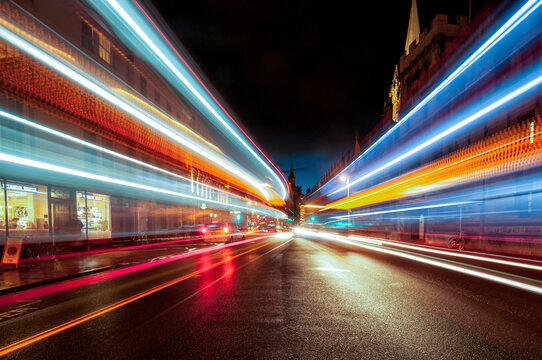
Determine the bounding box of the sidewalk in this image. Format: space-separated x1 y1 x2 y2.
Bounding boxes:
0 236 226 295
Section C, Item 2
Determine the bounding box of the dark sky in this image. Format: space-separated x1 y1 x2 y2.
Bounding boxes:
150 0 490 191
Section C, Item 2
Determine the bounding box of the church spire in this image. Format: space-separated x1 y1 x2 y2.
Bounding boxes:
288 162 296 185
405 0 420 55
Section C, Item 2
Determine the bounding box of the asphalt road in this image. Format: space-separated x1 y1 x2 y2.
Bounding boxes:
1 231 542 359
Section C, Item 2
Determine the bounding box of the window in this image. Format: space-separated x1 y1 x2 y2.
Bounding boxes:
83 192 111 239
166 102 172 113
98 34 111 64
76 191 88 233
81 22 93 51
154 90 161 106
140 75 147 96
5 181 48 235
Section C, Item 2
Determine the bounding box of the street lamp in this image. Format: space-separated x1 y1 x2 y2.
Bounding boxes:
339 175 351 226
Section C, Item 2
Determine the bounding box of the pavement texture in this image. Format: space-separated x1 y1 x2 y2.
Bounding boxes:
1 233 542 359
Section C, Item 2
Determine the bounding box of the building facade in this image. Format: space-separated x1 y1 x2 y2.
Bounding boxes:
0 0 286 253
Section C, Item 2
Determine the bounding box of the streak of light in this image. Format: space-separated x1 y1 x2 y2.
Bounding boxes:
322 128 542 211
330 202 472 220
96 0 286 200
130 0 289 199
312 267 350 273
0 109 260 205
295 228 542 295
347 235 542 271
327 71 542 199
114 88 221 152
0 151 280 217
18 232 255 264
0 17 75 61
274 232 295 240
328 0 542 196
0 23 270 201
0 235 272 308
0 238 282 356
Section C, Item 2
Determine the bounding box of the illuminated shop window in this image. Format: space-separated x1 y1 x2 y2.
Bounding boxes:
76 191 88 231
79 192 111 240
6 181 48 235
98 34 111 64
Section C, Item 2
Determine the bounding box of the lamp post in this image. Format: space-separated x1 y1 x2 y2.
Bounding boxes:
339 175 350 226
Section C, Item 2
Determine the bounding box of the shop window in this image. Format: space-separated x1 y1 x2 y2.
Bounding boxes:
82 192 111 239
6 181 48 235
76 191 88 231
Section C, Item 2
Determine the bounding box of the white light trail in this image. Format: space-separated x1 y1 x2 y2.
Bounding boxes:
329 72 542 197
347 235 542 271
328 0 542 196
99 0 287 200
330 202 471 220
296 229 542 295
0 152 281 217
0 23 270 201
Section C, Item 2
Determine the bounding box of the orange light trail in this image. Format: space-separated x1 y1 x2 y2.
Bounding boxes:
322 115 542 210
114 88 221 152
0 17 75 62
0 239 278 357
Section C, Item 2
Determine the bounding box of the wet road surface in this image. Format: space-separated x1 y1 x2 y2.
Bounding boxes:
1 232 542 359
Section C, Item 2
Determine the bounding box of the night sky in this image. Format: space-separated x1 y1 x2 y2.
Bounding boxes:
151 0 491 192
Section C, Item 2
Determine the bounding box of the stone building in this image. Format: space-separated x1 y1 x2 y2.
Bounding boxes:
384 0 468 122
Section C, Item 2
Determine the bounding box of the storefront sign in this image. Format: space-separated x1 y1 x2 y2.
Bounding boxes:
4 182 38 193
79 193 104 201
2 238 23 266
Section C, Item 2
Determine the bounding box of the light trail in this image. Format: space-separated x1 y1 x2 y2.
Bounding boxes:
0 235 272 308
295 229 542 295
114 88 221 152
0 237 290 356
321 127 542 211
92 0 287 200
328 0 542 197
130 0 289 199
0 152 283 218
327 70 542 198
347 235 542 271
0 109 270 210
330 202 471 220
0 22 271 202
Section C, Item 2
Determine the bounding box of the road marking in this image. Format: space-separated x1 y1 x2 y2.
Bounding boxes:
0 239 281 356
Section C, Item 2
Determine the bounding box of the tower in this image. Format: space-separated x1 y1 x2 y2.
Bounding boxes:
404 0 420 55
288 162 296 187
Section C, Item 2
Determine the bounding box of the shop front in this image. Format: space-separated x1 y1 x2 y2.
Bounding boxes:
0 179 112 254
2 180 49 240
